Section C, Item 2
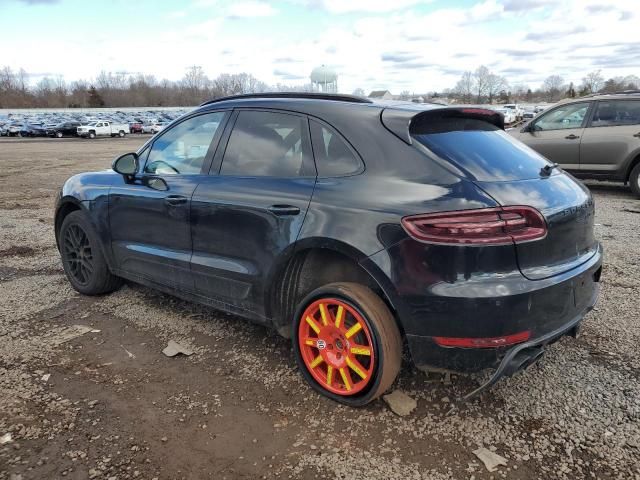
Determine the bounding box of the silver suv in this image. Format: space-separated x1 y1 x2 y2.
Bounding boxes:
510 92 640 196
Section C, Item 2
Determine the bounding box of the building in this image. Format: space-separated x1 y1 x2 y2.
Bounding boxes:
368 90 393 100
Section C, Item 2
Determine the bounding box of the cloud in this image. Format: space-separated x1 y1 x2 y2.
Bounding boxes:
498 48 543 57
273 69 306 80
273 57 303 64
316 0 431 14
585 4 615 13
381 52 422 63
525 26 587 41
502 0 555 12
226 1 275 18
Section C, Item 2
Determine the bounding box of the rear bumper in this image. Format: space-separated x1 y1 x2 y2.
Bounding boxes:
403 245 602 373
459 283 598 400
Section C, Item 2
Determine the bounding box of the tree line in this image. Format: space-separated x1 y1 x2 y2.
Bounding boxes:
448 66 640 104
0 66 314 109
2 64 639 109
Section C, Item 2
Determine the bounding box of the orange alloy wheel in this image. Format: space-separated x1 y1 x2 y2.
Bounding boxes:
298 298 376 396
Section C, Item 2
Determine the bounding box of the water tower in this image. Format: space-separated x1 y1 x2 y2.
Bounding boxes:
310 65 338 93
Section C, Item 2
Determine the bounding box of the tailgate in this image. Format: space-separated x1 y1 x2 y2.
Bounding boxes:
476 174 597 280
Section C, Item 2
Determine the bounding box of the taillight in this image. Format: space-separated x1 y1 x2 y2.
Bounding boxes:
401 206 546 245
434 330 531 348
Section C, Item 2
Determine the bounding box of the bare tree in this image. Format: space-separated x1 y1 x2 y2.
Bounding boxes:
453 71 475 103
474 66 491 103
542 75 564 102
486 73 508 104
581 70 604 94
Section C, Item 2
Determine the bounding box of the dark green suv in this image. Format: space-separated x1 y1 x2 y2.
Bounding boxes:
511 92 640 196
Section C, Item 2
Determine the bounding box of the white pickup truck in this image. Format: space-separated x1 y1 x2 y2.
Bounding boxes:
77 121 129 139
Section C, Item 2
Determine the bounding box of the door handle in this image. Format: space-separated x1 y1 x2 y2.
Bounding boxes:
165 195 188 206
268 205 300 216
565 134 580 140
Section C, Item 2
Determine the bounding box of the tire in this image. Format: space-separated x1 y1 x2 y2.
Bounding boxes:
59 210 123 295
630 163 640 198
119 130 125 137
293 282 402 406
88 131 96 139
56 131 63 138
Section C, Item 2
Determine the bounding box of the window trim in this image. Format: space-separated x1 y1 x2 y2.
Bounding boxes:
529 101 594 132
308 117 364 178
139 110 230 177
212 108 316 178
586 99 640 129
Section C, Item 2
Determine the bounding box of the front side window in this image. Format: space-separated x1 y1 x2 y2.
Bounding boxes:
591 100 640 127
145 112 225 175
310 120 362 177
221 110 311 177
533 103 590 131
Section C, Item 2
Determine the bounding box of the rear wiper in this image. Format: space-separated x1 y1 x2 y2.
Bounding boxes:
540 163 558 177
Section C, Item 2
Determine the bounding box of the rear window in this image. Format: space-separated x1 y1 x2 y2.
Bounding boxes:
412 117 551 181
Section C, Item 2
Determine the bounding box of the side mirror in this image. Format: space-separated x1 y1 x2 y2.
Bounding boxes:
112 152 139 176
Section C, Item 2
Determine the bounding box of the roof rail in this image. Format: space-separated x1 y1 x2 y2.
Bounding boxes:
583 89 640 98
612 89 640 95
200 92 373 106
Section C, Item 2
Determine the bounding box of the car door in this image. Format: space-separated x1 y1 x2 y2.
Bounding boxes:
579 99 640 175
108 111 229 290
513 101 593 170
190 109 317 318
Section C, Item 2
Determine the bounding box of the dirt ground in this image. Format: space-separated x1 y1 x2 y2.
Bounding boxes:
1 136 639 480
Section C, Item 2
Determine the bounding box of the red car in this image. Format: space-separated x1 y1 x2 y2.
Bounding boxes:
129 122 143 134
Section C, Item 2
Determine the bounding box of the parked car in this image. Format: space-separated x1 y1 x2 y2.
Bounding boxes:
503 103 523 120
151 122 169 134
77 121 129 139
141 123 155 134
6 123 25 137
54 93 602 406
47 122 81 138
494 107 517 125
0 123 8 136
20 123 48 137
129 122 144 134
510 92 640 196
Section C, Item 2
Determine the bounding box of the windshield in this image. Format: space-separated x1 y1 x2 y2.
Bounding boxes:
412 118 552 181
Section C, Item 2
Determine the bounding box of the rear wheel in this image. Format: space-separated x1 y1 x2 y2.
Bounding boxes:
293 282 402 406
119 130 125 137
56 131 63 138
630 163 640 198
59 211 122 295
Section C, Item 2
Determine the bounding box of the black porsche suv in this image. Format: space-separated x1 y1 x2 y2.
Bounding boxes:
55 93 602 405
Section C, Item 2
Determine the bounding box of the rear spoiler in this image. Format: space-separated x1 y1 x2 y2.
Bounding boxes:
381 107 505 145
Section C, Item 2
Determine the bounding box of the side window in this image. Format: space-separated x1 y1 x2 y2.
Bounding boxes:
533 103 590 131
145 112 225 175
310 120 362 177
592 101 640 127
221 111 311 177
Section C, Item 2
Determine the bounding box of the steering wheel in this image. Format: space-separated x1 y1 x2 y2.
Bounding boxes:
147 160 179 175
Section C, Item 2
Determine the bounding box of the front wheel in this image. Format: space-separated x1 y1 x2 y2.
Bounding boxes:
56 131 63 138
293 282 402 406
59 211 123 295
630 163 640 198
88 131 96 139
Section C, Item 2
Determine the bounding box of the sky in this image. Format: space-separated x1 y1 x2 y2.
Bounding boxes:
1 0 639 94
